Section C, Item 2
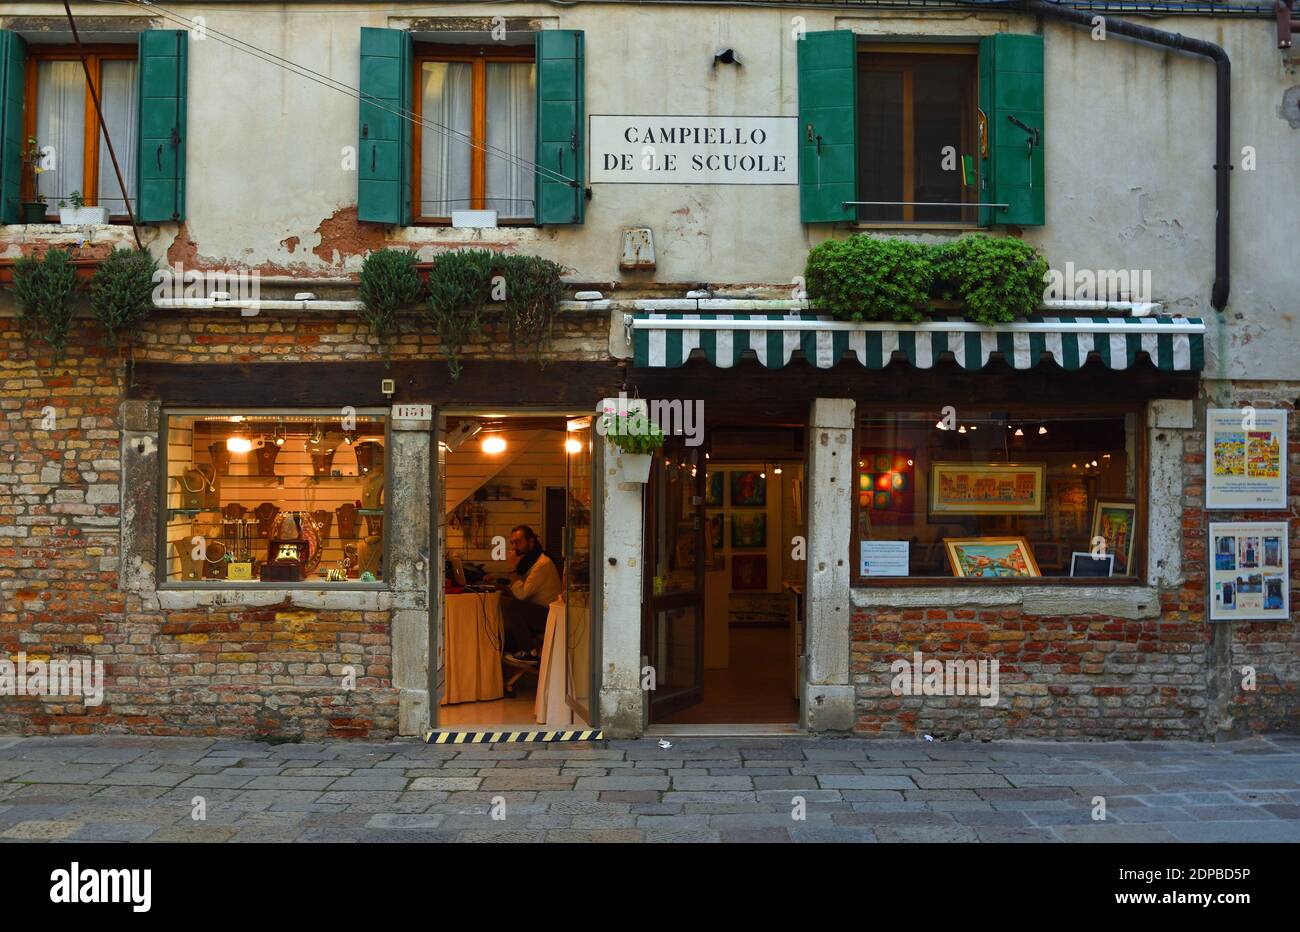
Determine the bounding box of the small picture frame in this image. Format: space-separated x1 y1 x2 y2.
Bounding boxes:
1069 551 1114 577
1090 500 1137 576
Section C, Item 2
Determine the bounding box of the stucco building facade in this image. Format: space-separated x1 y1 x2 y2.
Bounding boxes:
0 0 1295 740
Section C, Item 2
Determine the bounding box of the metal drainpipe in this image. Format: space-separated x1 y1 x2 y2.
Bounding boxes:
1021 0 1231 311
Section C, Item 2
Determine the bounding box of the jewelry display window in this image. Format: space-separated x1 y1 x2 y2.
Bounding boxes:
161 410 388 585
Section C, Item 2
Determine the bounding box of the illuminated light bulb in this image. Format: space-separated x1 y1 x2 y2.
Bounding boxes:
226 435 252 454
1072 463 1078 469
969 425 978 431
760 472 766 479
1014 428 1024 437
1038 426 1048 435
275 435 284 446
958 426 967 434
907 459 914 466
1102 453 1111 459
773 465 783 475
935 421 946 430
1091 460 1099 467
481 435 507 455
565 438 582 454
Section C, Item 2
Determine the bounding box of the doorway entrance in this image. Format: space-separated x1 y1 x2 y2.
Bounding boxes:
434 410 599 731
643 424 805 727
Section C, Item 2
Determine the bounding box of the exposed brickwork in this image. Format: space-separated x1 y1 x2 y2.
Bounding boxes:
0 309 607 738
850 388 1298 740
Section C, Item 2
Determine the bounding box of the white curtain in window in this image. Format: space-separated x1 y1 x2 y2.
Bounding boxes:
420 61 472 217
35 61 86 205
486 62 535 220
97 60 138 218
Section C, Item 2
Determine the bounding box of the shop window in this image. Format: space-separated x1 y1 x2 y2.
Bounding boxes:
161 411 388 585
856 47 977 224
414 45 535 221
853 409 1143 583
25 47 138 220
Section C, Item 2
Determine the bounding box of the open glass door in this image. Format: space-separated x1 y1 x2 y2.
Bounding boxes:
564 416 596 723
643 436 705 720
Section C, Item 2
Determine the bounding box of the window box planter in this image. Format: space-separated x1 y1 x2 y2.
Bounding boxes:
58 206 111 225
21 202 48 224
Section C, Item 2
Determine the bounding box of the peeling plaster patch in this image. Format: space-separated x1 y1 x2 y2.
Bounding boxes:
312 206 390 265
1280 86 1300 129
165 227 201 267
280 235 300 254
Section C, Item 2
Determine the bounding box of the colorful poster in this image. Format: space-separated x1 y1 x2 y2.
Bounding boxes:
1206 409 1287 509
1209 521 1290 621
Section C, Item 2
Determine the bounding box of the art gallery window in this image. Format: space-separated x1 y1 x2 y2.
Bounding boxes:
852 407 1144 584
160 410 389 586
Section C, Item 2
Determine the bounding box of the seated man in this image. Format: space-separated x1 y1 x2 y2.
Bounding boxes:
490 524 561 667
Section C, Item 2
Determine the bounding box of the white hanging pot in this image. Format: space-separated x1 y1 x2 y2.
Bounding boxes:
620 452 654 483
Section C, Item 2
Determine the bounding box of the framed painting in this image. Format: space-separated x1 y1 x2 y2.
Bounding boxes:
1031 541 1064 570
858 448 915 525
1090 500 1137 576
929 462 1046 516
731 554 768 590
730 513 767 549
729 470 766 507
704 471 724 507
943 536 1040 578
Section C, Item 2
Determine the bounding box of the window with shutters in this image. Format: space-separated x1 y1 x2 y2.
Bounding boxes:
856 45 977 226
22 45 138 221
413 43 536 223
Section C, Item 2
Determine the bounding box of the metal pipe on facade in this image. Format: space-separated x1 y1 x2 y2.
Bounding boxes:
1019 0 1232 311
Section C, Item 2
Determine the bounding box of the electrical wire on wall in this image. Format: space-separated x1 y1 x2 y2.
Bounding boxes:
89 0 580 187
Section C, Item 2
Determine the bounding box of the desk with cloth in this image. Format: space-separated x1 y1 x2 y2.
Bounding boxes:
441 591 504 704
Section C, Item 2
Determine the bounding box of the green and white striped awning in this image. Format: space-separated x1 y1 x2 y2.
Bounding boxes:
631 314 1205 371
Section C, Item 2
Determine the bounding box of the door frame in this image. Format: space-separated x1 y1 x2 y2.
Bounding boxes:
431 405 602 730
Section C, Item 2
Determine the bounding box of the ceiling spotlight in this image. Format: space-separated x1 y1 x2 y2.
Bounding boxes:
481 435 507 455
958 425 967 434
1038 425 1048 435
773 464 783 475
1014 428 1024 437
935 421 947 430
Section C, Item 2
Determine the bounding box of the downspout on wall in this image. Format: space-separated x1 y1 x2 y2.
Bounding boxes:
1016 0 1232 311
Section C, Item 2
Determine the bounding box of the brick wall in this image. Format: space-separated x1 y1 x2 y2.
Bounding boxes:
850 388 1298 740
0 308 607 737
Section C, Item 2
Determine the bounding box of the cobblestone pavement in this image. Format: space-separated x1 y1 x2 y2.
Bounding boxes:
0 733 1297 843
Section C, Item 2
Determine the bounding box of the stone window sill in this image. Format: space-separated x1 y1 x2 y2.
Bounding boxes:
155 585 394 612
850 584 1161 620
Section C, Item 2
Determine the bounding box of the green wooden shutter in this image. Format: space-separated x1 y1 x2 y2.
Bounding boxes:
797 30 857 224
358 27 413 225
136 29 187 222
0 30 28 224
534 29 584 225
979 33 1044 227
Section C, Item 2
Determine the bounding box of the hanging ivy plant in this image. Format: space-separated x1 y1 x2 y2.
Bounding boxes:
932 234 1048 325
89 247 159 350
11 248 78 362
497 254 566 367
357 248 424 356
425 248 495 380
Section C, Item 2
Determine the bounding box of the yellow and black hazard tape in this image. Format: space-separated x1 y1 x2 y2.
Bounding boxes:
424 728 604 744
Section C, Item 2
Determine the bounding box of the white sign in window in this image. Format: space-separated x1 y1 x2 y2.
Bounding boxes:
860 541 910 577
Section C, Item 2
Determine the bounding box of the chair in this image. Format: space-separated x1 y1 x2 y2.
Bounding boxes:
502 656 538 698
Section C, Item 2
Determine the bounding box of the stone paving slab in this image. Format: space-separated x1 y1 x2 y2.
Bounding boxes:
0 734 1297 842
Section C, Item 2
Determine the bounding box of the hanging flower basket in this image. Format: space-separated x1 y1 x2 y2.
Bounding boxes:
620 452 655 483
602 408 665 484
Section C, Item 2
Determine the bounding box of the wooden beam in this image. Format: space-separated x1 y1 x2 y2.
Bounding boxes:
126 359 630 406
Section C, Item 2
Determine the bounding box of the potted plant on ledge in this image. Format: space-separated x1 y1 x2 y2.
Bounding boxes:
602 408 665 483
58 190 110 226
21 138 49 223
